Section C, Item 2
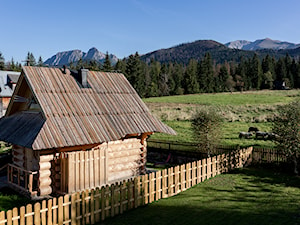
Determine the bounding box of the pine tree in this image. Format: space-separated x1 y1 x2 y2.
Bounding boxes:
25 52 36 66
0 52 5 70
198 53 214 93
102 51 112 71
183 59 199 94
38 56 43 67
218 65 229 92
125 52 145 97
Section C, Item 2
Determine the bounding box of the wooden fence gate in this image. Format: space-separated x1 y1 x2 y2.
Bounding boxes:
56 146 108 194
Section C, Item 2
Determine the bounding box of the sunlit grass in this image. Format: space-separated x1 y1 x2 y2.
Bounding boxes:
99 168 300 225
144 89 300 106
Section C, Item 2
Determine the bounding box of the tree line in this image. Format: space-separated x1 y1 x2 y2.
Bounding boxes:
1 51 300 97
115 52 300 98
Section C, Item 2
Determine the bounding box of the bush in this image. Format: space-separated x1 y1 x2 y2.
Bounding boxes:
272 101 300 175
191 108 223 156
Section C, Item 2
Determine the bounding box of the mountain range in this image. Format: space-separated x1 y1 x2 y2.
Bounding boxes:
44 47 118 66
225 38 300 50
44 38 300 66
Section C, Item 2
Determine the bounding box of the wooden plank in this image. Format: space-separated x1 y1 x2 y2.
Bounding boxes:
111 184 115 217
52 198 57 225
101 186 105 221
75 153 79 191
34 203 41 225
6 210 12 225
186 163 191 189
134 178 139 207
95 188 100 222
75 193 81 225
94 150 100 187
71 193 77 225
68 153 75 193
47 199 52 225
120 181 125 214
149 173 154 203
81 191 86 225
127 180 133 210
192 162 196 186
0 210 5 225
64 195 70 224
90 189 95 225
84 152 89 190
174 166 179 194
58 196 63 225
89 151 94 188
26 204 33 225
155 171 161 201
181 164 186 191
19 206 25 225
41 200 46 225
85 190 90 225
162 169 167 198
12 208 18 225
79 151 84 191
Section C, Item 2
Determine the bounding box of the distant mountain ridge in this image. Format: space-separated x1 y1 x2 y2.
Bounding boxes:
43 38 300 67
225 38 300 50
44 47 118 66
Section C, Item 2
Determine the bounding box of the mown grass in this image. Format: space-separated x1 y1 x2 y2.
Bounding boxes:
144 89 300 106
99 168 300 225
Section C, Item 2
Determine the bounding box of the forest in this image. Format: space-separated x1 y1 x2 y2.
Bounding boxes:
1 51 300 98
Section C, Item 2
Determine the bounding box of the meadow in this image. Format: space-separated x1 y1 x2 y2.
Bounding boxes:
144 90 300 148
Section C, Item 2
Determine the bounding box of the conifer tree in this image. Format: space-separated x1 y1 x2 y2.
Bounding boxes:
38 56 43 67
102 51 112 71
125 52 145 97
0 52 5 70
25 52 36 66
183 59 199 94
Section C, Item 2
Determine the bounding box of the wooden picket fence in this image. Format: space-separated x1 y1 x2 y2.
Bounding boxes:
0 147 253 225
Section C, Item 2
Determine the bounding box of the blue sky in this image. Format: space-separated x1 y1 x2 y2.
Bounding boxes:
1 0 300 63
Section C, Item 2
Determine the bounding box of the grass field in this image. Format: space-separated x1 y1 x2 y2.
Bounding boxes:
145 90 300 148
99 167 300 225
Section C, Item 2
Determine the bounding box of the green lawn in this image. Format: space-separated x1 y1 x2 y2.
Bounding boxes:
99 168 300 225
144 89 300 106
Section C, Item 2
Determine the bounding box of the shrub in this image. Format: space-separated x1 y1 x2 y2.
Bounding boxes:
191 108 223 156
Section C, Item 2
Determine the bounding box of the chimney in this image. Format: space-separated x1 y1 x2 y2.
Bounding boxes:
79 68 89 88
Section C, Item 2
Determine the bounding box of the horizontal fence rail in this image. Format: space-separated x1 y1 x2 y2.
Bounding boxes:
1 146 279 225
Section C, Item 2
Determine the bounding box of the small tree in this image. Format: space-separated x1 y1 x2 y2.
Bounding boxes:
191 108 223 156
272 101 300 175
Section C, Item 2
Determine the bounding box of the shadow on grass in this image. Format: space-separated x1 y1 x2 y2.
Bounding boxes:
0 187 35 211
99 168 300 225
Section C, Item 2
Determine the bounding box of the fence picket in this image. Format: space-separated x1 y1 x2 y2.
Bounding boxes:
34 203 41 225
19 207 25 225
6 210 12 225
12 208 18 225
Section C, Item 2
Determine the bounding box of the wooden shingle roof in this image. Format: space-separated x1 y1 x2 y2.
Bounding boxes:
0 66 175 150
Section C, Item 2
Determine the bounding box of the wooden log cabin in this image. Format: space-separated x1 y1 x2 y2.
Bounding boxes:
0 66 175 198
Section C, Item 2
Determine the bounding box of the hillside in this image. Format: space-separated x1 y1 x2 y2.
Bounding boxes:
141 40 257 64
140 39 300 65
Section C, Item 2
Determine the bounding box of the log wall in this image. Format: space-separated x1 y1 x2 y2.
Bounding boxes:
107 138 143 183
